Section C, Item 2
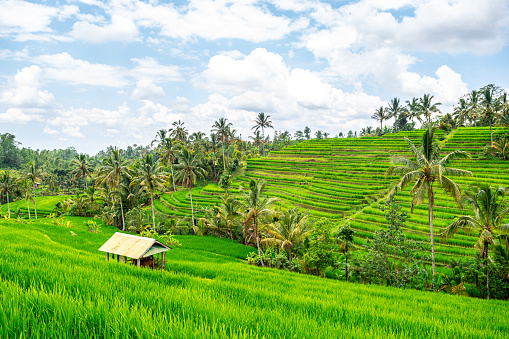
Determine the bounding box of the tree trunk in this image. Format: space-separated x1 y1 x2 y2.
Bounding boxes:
483 239 490 300
490 120 493 144
150 191 156 231
33 189 37 219
170 164 176 192
428 186 436 286
119 196 125 231
189 186 194 226
261 128 265 157
254 214 265 267
26 195 31 219
222 141 226 170
6 191 10 218
84 175 87 190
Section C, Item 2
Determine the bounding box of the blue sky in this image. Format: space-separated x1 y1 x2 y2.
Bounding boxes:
1 0 508 154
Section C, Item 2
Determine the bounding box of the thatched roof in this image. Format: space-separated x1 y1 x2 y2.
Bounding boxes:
98 232 170 259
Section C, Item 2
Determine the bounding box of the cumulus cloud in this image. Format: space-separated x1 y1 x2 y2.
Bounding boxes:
48 104 130 137
0 65 57 107
132 79 165 100
34 53 128 87
197 48 385 136
0 108 43 123
71 14 140 43
130 57 181 82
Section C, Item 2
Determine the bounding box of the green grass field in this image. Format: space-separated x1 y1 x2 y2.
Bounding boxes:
0 217 507 338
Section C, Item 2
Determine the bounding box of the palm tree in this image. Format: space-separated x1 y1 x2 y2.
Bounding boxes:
169 120 188 143
249 131 263 154
336 223 356 282
211 118 233 170
386 98 405 132
453 98 469 126
385 126 472 278
418 94 441 125
174 148 207 226
371 106 389 130
156 132 178 192
406 97 421 124
0 171 16 218
95 148 129 230
467 90 480 125
489 135 509 160
70 153 93 190
252 112 273 156
478 86 498 143
262 207 312 261
241 179 278 259
21 161 43 219
131 154 168 231
218 194 243 239
441 185 509 299
16 178 31 219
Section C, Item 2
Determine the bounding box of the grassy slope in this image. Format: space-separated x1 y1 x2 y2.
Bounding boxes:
0 218 507 338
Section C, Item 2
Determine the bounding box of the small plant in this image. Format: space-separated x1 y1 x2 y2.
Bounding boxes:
85 220 101 233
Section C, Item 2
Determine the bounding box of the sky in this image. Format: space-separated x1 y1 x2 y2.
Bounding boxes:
1 0 509 154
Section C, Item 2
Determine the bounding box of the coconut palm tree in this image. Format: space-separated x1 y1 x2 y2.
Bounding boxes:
385 126 472 278
95 148 129 230
489 135 509 160
174 148 207 226
70 153 93 190
156 132 178 192
371 106 389 130
169 120 188 143
386 98 405 132
20 161 43 219
0 170 16 218
241 179 278 260
262 207 312 261
441 185 509 299
131 154 168 231
252 112 273 156
478 86 498 144
418 94 441 125
211 118 233 170
218 194 243 240
16 178 31 219
453 98 469 126
336 223 356 282
406 97 421 124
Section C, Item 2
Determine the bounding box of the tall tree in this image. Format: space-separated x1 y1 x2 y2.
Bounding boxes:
386 98 405 132
21 161 43 219
70 153 93 190
406 97 421 124
156 131 178 192
252 112 273 156
303 126 311 140
218 194 243 240
0 171 16 218
442 185 509 299
385 127 472 279
478 85 500 144
174 148 207 226
169 120 188 143
211 118 233 170
241 179 278 260
131 154 168 231
96 148 129 230
418 94 441 125
371 106 389 130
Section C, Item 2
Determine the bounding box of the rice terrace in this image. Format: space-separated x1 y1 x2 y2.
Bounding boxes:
1 1 509 338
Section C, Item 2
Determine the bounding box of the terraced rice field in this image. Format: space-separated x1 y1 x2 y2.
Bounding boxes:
156 127 509 266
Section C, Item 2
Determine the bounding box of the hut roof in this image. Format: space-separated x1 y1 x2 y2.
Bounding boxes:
98 232 170 259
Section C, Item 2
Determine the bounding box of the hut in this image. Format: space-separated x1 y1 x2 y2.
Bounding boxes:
98 232 171 269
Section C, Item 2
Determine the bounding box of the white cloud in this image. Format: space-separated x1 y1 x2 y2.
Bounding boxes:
128 0 303 42
43 126 59 135
48 104 130 137
130 57 181 82
0 0 59 34
132 79 165 100
0 65 57 107
196 48 385 137
34 53 128 87
71 14 140 43
0 108 43 123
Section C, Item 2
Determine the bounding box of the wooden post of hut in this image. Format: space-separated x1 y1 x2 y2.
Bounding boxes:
98 232 171 269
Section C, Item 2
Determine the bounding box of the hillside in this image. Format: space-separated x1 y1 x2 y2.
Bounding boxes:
0 217 507 338
155 127 509 266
